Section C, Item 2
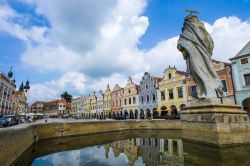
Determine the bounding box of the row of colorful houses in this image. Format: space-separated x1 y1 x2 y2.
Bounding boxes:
70 58 236 119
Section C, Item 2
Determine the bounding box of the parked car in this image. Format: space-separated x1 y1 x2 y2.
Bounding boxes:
0 118 9 127
62 114 69 119
116 115 127 120
175 114 180 119
4 115 19 126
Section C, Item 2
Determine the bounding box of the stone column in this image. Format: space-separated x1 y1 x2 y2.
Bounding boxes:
159 139 164 152
168 139 173 156
177 140 183 156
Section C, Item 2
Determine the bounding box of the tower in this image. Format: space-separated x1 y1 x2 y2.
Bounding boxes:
19 81 24 91
8 66 13 79
23 80 30 98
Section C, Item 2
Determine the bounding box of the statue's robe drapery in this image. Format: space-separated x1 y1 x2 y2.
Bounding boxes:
177 15 224 98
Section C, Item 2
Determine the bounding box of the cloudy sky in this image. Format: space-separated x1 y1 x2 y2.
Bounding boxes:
1 0 250 103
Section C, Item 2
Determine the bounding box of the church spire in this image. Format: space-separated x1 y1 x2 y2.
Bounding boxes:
8 66 13 79
19 81 24 91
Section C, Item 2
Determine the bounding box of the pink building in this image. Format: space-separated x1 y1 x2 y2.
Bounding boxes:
111 84 124 114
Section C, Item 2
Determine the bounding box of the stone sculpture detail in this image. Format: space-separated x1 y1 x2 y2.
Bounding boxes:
177 14 224 99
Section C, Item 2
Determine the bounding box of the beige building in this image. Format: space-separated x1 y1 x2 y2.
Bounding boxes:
89 92 97 118
122 76 139 118
82 96 87 117
11 91 28 115
30 98 67 116
71 98 79 116
96 90 104 118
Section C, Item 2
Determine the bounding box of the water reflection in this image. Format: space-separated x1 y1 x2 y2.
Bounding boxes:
32 138 184 166
13 130 250 166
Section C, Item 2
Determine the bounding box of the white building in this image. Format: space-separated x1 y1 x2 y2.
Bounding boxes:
0 70 16 117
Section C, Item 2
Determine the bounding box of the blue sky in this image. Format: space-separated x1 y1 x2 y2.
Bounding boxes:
0 0 250 102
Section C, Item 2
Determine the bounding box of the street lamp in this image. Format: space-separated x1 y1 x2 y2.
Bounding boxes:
95 96 98 120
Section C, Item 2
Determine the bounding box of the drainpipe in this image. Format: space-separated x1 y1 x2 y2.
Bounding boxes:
229 65 237 105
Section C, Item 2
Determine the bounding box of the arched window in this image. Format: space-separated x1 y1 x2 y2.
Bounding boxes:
153 94 156 101
168 73 171 79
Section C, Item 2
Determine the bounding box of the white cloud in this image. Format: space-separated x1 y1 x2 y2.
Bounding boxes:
206 16 250 61
0 4 48 43
29 72 86 102
20 0 149 76
1 1 250 102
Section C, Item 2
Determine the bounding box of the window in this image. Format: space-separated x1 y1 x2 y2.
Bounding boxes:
145 85 148 89
147 95 150 102
160 91 165 100
124 99 127 105
241 58 248 64
178 87 183 98
190 85 197 97
153 94 156 101
168 73 171 79
169 89 174 99
141 96 144 103
129 98 131 104
168 89 174 99
221 80 227 92
244 74 250 86
128 89 131 94
133 97 136 104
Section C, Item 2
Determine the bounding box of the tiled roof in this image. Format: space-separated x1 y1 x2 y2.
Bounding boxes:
31 101 46 106
212 59 231 67
153 77 163 82
66 103 71 109
176 70 188 77
31 98 67 107
135 84 140 92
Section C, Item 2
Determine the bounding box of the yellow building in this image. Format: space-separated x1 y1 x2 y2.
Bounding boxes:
122 76 139 118
158 67 187 116
103 84 112 117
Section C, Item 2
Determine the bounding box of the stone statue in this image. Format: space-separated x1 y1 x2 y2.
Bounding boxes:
177 15 224 99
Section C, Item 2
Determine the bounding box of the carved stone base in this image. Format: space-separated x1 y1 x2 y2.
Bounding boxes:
181 102 250 146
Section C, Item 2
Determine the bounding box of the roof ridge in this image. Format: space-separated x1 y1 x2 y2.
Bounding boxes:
235 41 250 57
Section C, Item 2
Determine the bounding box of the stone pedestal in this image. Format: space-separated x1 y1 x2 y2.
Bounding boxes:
181 98 250 146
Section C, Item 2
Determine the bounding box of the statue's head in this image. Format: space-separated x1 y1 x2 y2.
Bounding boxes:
185 15 199 23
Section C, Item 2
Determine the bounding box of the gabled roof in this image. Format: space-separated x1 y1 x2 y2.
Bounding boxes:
153 77 163 82
176 70 188 77
230 41 250 60
31 101 46 106
135 84 140 92
112 84 121 92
